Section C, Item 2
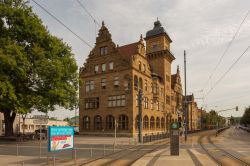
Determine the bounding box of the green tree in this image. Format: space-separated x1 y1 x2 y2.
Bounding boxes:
240 106 250 126
0 0 78 136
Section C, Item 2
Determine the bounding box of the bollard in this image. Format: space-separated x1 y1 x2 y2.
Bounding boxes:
39 142 42 158
46 155 49 165
90 147 93 158
21 161 24 166
74 148 77 165
103 144 106 156
53 155 56 166
16 144 19 157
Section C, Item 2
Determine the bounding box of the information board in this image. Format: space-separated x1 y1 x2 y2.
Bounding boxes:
48 126 74 152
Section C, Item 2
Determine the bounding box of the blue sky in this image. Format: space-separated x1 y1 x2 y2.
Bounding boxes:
29 0 250 119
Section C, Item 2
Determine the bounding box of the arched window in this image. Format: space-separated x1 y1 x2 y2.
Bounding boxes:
134 75 138 88
161 117 165 129
94 115 102 130
106 115 115 129
83 116 90 130
138 77 143 90
156 117 160 128
119 114 128 130
150 116 155 129
143 116 149 129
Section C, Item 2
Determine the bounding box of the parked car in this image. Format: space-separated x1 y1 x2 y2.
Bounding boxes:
74 127 79 135
35 129 47 140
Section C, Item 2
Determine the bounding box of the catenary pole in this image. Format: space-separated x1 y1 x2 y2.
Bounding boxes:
184 50 188 142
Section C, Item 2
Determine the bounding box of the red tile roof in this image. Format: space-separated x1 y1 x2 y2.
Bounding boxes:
118 42 138 59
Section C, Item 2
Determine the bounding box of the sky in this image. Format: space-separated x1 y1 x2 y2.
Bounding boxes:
29 0 250 120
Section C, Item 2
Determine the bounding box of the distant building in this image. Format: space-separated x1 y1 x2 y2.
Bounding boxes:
0 112 68 136
184 94 199 132
19 118 68 134
79 20 183 137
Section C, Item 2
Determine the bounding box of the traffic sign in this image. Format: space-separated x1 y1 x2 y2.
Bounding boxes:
171 122 178 129
33 119 48 124
33 115 49 119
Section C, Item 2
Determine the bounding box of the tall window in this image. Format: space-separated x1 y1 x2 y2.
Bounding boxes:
160 102 164 111
94 65 99 73
161 117 165 129
85 80 94 92
114 76 119 86
150 116 155 129
136 95 138 107
156 117 160 128
109 62 114 70
138 78 143 90
139 61 141 71
160 88 163 97
83 116 90 130
100 46 108 55
106 115 115 129
143 116 149 129
144 97 148 109
150 100 153 110
85 97 99 109
143 64 146 73
119 115 128 130
153 83 158 94
101 78 106 89
102 64 106 72
155 101 159 111
144 80 147 91
134 75 138 89
94 115 102 130
108 95 125 107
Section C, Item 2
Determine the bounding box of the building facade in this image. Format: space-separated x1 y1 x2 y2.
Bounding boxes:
185 94 200 132
0 112 68 136
79 20 181 137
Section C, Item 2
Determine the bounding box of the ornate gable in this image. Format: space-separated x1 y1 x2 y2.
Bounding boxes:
90 21 117 57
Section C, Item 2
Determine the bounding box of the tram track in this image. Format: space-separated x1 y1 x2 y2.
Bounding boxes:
80 139 169 166
199 132 250 166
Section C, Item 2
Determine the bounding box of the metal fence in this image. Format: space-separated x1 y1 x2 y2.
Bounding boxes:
143 133 169 143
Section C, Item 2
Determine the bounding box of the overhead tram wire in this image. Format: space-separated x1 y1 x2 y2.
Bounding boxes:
204 46 250 99
202 9 250 93
76 0 101 27
31 0 93 48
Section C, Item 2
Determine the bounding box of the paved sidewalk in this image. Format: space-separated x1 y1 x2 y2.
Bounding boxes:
132 147 216 166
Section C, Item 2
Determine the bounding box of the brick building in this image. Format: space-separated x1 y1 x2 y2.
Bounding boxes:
184 94 200 131
79 20 182 137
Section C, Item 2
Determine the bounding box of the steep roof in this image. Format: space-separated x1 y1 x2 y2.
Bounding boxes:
183 94 194 102
118 42 138 60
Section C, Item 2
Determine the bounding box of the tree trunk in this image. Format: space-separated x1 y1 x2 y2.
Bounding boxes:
3 110 16 137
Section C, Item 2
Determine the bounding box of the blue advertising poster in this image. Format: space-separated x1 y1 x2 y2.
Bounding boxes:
48 126 74 152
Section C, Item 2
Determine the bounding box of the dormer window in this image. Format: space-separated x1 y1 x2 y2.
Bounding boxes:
114 76 119 87
109 62 114 70
100 46 108 55
94 65 99 73
102 64 106 72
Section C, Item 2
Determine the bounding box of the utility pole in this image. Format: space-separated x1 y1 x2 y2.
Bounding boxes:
138 89 143 143
184 50 188 142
